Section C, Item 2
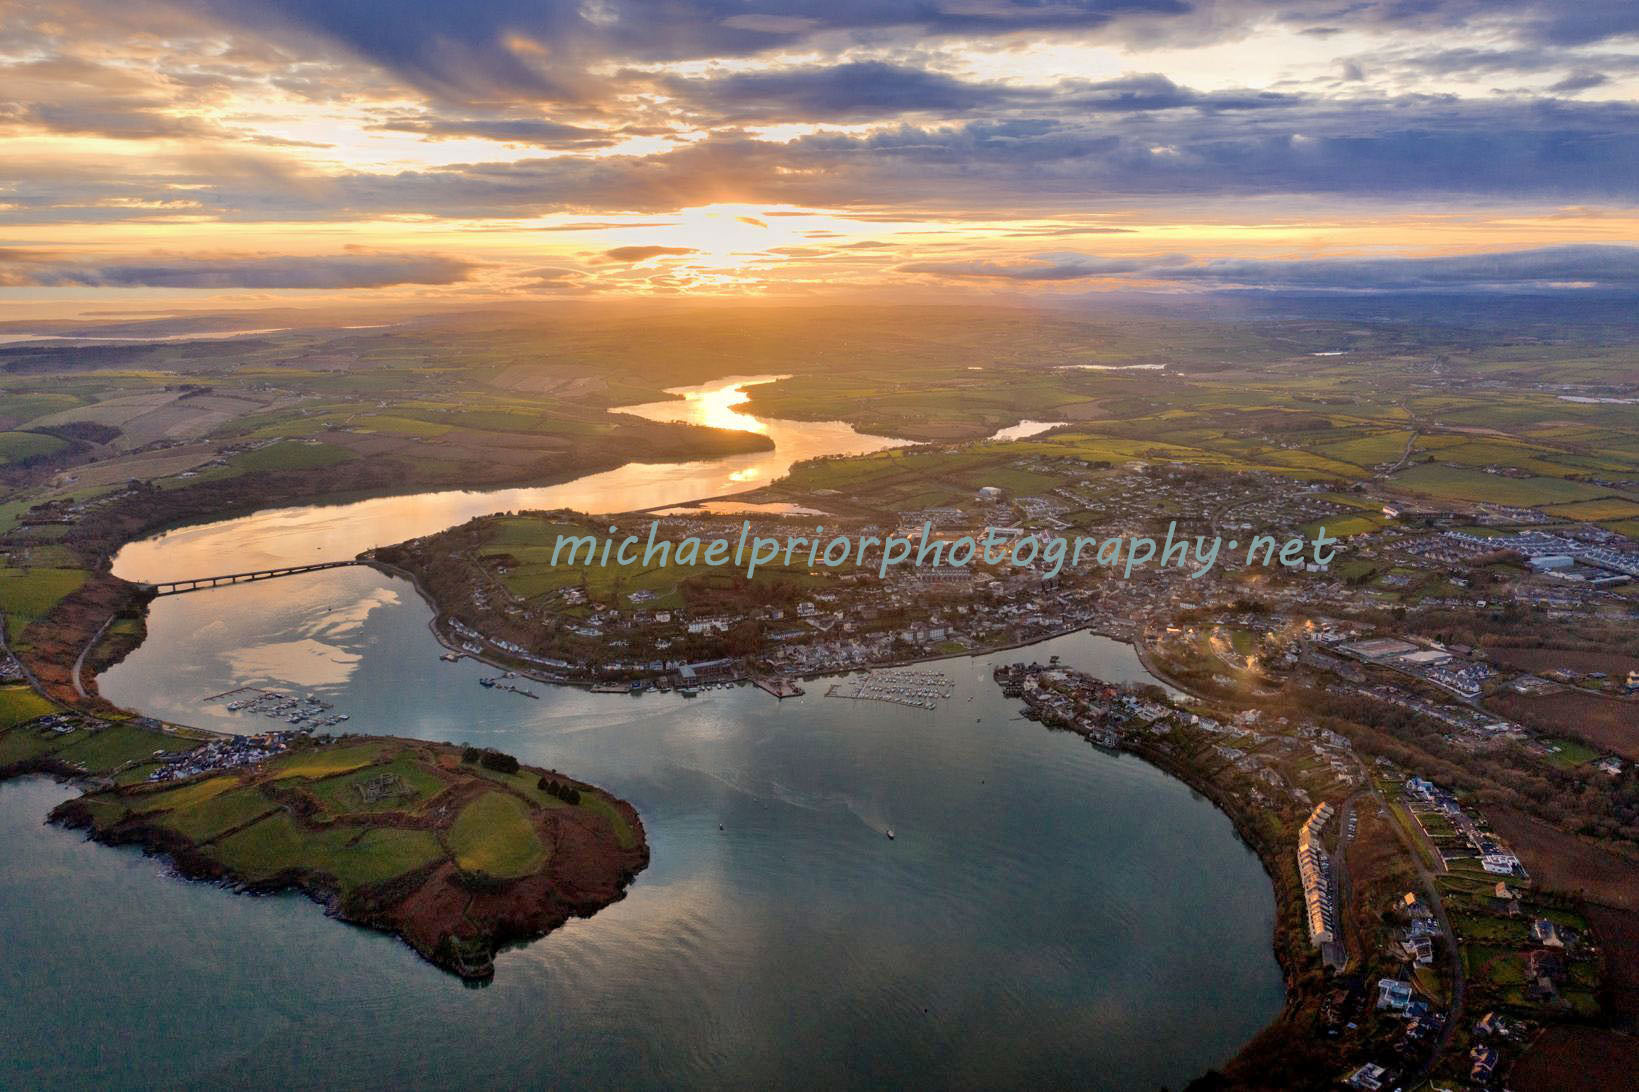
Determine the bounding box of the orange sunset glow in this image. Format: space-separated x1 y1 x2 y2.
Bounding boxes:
2 0 1636 318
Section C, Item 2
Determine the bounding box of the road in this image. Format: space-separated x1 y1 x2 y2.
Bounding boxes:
0 611 49 695
1333 790 1364 964
1372 784 1467 1084
71 612 115 699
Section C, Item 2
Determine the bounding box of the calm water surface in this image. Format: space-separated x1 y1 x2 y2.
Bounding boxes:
2 376 1284 1088
112 376 905 580
987 419 1068 442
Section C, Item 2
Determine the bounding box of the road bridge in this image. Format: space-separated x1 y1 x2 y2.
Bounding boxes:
144 560 362 596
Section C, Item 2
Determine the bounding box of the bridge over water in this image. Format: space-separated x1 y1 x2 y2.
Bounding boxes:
142 560 363 596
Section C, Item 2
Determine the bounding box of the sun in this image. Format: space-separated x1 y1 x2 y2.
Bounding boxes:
664 204 791 265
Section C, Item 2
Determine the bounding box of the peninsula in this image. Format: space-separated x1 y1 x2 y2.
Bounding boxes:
44 734 648 981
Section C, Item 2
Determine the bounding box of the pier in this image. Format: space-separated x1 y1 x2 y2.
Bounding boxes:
144 560 362 596
754 677 805 699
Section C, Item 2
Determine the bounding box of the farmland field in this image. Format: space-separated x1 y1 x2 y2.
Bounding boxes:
1389 464 1615 506
0 685 56 730
449 790 547 878
0 432 70 467
0 567 88 630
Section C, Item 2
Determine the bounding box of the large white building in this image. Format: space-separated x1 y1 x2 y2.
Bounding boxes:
1298 801 1337 947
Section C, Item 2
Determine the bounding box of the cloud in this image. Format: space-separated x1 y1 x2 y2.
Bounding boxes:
900 245 1639 294
662 62 1020 122
370 115 619 149
1548 71 1611 94
660 67 1299 125
5 90 1637 229
601 245 698 262
899 256 1156 281
184 1 1639 113
0 251 476 288
199 1 1193 103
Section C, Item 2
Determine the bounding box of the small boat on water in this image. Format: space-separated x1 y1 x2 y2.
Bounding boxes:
885 828 895 840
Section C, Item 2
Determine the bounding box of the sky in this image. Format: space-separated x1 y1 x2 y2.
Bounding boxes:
1 0 1637 316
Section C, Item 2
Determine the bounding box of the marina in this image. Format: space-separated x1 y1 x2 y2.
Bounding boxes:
826 669 955 710
202 687 352 730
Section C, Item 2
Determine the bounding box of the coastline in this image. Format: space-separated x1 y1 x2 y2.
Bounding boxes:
372 554 1301 1082
47 736 650 982
16 540 1296 1085
23 438 1298 1080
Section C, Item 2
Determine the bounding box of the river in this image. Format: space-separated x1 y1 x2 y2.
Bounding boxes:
111 375 904 579
3 377 1284 1089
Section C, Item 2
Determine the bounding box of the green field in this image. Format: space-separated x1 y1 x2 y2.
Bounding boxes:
0 566 88 630
0 392 87 428
0 685 55 730
1301 514 1380 539
1540 737 1602 769
1390 464 1616 506
154 784 279 841
1542 498 1639 522
230 441 356 472
211 812 444 889
303 757 447 817
267 742 386 780
52 723 197 772
449 790 547 878
0 431 70 467
0 718 192 774
0 719 73 766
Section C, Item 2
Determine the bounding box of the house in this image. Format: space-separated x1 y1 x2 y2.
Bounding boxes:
1530 918 1566 948
1526 948 1565 981
1470 1045 1499 1083
1346 1062 1388 1090
1401 934 1434 965
1376 978 1413 1011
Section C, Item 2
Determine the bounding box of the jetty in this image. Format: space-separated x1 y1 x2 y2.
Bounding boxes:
754 677 805 699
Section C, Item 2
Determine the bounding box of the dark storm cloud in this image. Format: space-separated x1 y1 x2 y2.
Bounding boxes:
900 245 1639 293
0 251 475 288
